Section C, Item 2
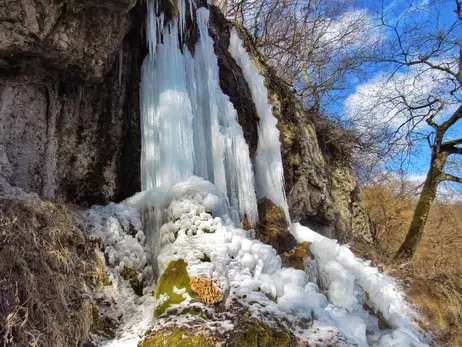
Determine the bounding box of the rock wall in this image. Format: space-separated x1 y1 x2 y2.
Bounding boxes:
0 0 144 205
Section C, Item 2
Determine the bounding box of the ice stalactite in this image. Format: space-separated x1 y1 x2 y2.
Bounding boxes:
228 27 290 222
190 8 258 226
140 19 195 191
140 5 258 227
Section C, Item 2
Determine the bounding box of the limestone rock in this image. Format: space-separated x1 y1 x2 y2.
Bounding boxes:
0 0 136 81
0 9 144 204
254 198 297 254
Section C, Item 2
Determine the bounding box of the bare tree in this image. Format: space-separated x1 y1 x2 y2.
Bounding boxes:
222 0 378 111
347 0 461 260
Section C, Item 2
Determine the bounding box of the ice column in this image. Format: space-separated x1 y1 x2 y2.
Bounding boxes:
228 27 290 221
140 5 258 226
140 18 195 190
190 8 258 225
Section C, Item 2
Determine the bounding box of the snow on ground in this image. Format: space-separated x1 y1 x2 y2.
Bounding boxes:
81 177 430 346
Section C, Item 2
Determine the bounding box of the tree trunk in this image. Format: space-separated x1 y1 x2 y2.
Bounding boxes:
395 150 449 260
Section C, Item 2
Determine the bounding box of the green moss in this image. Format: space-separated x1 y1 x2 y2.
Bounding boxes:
139 328 214 347
279 123 296 147
154 259 195 317
230 322 291 347
121 267 143 296
101 271 112 286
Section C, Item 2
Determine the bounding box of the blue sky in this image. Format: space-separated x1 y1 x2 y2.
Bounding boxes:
334 0 461 188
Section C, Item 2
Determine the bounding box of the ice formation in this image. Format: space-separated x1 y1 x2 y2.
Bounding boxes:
84 177 429 346
228 27 290 222
140 4 258 226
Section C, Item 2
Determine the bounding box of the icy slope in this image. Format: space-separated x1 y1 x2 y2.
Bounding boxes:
83 177 429 347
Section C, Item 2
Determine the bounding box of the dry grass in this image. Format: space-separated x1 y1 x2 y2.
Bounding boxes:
190 277 224 306
0 198 103 347
359 182 462 346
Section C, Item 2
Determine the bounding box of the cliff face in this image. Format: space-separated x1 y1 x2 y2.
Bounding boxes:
0 1 371 242
0 0 143 204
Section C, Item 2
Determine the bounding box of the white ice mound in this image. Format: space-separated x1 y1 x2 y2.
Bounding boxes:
122 177 429 346
82 202 156 347
291 223 429 347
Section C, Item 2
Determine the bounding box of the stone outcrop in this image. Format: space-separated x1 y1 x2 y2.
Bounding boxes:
0 0 136 81
0 0 144 205
254 198 297 254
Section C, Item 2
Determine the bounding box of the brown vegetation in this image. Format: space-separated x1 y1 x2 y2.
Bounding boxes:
189 277 224 306
0 198 105 347
359 178 462 346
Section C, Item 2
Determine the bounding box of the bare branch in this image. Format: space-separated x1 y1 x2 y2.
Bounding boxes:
441 173 462 183
441 104 462 131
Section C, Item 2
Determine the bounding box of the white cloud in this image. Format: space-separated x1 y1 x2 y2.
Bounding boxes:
344 59 459 151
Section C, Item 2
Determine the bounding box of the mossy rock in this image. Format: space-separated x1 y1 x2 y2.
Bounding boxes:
139 328 215 347
281 242 313 270
121 266 143 296
255 198 296 254
154 259 195 317
101 271 112 286
230 322 291 347
242 217 252 230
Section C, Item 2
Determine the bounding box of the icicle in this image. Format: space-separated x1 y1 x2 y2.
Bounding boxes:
188 0 193 23
191 8 258 225
157 12 164 44
178 0 186 44
140 18 195 190
146 0 157 57
228 27 290 222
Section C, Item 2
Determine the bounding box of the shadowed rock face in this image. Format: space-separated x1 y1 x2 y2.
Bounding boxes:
0 0 144 205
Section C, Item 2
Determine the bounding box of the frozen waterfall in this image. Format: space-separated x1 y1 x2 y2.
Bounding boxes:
140 2 289 229
228 28 290 222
